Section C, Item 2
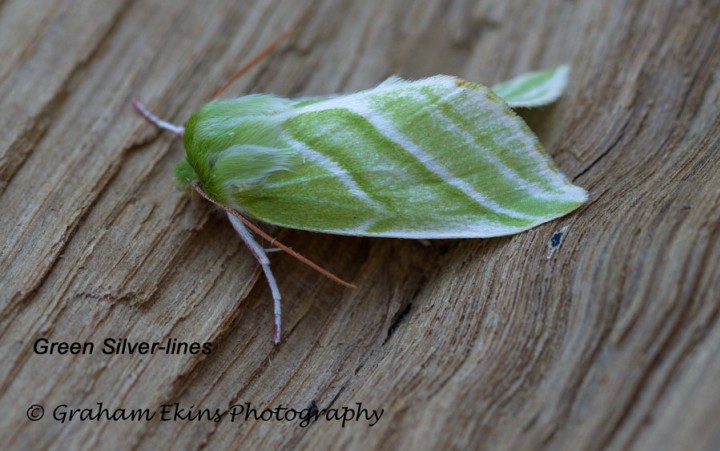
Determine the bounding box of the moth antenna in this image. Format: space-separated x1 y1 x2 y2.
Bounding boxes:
212 29 300 99
226 213 283 344
192 182 356 289
131 99 185 138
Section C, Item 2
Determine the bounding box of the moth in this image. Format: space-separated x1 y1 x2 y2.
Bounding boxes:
133 36 586 343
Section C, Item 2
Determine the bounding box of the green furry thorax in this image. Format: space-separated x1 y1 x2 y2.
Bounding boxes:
173 95 295 204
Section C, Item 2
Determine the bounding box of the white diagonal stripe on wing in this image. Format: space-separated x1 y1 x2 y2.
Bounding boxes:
282 133 384 211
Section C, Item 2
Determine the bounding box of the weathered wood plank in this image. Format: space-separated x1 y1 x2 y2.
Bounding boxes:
1 0 718 449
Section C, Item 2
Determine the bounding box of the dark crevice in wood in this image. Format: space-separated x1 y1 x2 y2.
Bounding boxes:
384 302 413 343
572 114 631 183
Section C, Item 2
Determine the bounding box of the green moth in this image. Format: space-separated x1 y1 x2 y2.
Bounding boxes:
134 62 585 343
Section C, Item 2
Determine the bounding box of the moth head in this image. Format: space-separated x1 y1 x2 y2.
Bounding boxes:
176 95 294 203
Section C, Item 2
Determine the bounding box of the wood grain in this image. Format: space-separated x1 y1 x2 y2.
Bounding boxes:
1 0 718 449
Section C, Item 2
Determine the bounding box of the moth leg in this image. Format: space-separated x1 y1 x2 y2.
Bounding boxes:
131 99 185 138
226 212 283 344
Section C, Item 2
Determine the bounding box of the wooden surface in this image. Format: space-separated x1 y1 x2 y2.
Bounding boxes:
1 0 719 449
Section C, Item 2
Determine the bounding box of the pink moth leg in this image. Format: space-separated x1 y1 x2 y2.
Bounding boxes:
131 99 185 137
227 213 283 343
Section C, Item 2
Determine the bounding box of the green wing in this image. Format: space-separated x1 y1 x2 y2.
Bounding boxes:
216 76 586 238
492 65 570 108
